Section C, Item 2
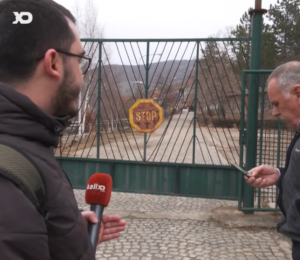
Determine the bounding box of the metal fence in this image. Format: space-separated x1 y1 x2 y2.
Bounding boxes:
53 39 296 210
238 70 295 211
255 120 293 208
56 38 251 166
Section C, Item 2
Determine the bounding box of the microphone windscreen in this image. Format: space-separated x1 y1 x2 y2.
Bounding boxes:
85 173 112 206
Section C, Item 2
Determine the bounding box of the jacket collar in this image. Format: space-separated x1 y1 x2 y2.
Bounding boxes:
0 82 71 147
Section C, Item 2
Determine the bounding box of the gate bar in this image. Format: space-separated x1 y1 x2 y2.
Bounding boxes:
97 42 103 159
192 42 200 164
243 0 267 213
143 42 150 161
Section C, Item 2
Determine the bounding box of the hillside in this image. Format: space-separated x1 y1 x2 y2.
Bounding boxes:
100 59 195 94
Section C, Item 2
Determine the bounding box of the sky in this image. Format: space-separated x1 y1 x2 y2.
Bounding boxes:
54 0 278 64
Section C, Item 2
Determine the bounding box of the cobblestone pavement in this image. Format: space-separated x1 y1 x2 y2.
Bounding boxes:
74 190 292 260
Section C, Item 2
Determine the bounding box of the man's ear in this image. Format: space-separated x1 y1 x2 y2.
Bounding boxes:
43 49 62 80
293 85 300 96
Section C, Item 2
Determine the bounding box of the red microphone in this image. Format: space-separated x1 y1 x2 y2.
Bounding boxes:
85 173 112 250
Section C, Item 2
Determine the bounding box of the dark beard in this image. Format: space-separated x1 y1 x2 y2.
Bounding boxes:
52 66 80 118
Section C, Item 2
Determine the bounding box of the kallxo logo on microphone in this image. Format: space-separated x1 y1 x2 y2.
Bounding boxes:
87 184 105 192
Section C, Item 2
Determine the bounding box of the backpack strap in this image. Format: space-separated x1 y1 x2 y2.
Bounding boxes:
0 143 46 215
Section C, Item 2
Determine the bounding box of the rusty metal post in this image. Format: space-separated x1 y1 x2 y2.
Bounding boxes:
255 0 262 9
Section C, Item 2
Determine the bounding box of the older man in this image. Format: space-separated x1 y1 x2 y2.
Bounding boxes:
245 61 300 259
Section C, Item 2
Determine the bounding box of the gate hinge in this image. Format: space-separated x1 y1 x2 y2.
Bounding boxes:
241 130 247 145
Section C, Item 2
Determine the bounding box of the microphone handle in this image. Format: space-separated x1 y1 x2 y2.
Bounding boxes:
87 204 104 251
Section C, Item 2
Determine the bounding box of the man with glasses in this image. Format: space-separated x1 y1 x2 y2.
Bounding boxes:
0 0 126 259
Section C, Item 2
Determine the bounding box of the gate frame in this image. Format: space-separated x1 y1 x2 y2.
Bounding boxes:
56 36 263 204
238 69 280 212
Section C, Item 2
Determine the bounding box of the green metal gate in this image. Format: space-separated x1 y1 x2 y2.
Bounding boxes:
52 1 297 211
56 38 251 200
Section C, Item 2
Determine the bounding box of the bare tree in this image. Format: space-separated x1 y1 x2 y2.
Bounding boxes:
186 38 242 125
71 0 111 137
72 0 110 65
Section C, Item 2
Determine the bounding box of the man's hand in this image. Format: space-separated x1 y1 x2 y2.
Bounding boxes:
81 212 126 244
245 165 280 188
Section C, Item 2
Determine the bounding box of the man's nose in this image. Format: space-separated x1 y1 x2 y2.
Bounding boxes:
272 107 280 117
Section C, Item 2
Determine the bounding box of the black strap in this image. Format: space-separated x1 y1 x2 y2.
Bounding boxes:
0 142 46 215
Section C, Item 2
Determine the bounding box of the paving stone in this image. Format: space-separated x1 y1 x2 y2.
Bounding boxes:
74 190 293 259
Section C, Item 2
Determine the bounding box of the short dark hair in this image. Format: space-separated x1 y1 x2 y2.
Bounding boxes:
0 0 76 84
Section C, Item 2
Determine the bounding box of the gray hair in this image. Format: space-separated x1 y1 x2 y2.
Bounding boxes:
267 61 300 97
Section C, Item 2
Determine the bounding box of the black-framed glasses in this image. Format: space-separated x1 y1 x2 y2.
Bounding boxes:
37 49 92 75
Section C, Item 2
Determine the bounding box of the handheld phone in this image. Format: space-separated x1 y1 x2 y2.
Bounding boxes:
231 164 252 178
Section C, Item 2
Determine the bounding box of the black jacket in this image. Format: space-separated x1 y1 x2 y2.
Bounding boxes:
277 130 299 179
0 83 95 260
276 130 300 210
276 126 300 240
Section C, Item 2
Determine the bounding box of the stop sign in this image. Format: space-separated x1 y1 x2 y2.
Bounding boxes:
129 99 163 133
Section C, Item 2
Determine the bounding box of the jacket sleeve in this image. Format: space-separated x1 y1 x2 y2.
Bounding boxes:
0 176 50 260
276 167 285 188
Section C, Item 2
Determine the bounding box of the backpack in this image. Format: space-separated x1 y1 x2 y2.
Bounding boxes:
0 142 46 215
